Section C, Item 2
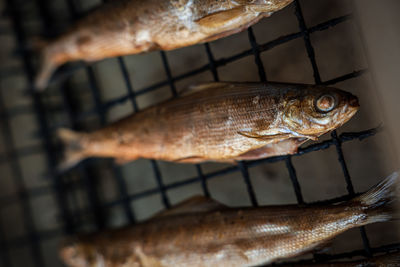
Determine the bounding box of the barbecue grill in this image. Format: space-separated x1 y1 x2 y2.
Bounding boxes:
0 0 398 266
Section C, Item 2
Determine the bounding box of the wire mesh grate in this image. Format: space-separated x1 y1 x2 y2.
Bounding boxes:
0 0 399 266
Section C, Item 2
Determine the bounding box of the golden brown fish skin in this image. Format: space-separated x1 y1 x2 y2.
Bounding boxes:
57 82 359 169
59 173 397 267
284 251 400 266
35 0 294 89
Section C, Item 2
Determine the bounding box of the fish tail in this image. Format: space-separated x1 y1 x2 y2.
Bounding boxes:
57 128 88 172
353 171 399 224
33 38 60 91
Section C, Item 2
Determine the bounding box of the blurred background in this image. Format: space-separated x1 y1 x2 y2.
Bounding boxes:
0 0 398 266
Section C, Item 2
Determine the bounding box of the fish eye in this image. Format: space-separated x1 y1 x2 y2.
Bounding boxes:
315 94 336 113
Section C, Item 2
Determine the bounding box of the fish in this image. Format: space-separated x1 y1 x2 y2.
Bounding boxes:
34 0 294 90
57 82 359 170
59 171 399 267
282 251 400 266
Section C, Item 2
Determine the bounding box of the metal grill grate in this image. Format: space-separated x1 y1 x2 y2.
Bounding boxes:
0 0 399 266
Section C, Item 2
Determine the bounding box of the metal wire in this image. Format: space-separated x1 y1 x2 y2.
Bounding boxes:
0 0 396 266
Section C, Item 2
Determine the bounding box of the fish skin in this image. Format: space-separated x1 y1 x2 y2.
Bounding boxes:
282 251 400 266
34 0 294 89
59 172 398 267
57 82 359 170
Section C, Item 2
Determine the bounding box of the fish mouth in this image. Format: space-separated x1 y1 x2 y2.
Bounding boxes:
336 104 359 129
347 101 360 118
348 96 360 108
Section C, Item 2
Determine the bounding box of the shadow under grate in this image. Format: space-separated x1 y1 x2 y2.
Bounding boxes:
0 0 398 266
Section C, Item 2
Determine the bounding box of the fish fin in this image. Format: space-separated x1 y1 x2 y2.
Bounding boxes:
243 0 295 13
175 156 236 164
236 145 274 161
179 82 230 96
237 131 291 140
201 16 263 43
305 135 319 141
33 39 61 91
57 128 88 172
235 138 307 160
238 131 318 141
134 247 164 267
196 7 246 29
196 0 294 29
151 196 227 219
35 53 59 91
174 156 207 164
353 171 399 224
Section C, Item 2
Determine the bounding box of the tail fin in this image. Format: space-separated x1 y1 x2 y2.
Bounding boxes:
32 38 59 91
57 128 88 172
353 171 399 224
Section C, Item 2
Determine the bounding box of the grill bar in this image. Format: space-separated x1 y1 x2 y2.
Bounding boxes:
248 27 267 82
294 0 321 84
197 164 211 198
285 156 304 205
204 43 220 81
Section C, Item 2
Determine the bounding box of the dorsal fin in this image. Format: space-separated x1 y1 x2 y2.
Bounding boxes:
195 7 246 29
179 82 230 96
150 196 227 219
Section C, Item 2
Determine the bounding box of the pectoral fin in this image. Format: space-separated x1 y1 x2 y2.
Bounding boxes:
174 156 207 163
304 135 319 141
244 3 289 14
175 156 236 164
196 7 246 28
151 196 227 219
235 138 307 161
237 131 292 140
237 131 318 141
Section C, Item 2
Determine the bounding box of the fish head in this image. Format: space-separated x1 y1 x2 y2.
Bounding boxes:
60 237 101 267
282 86 359 137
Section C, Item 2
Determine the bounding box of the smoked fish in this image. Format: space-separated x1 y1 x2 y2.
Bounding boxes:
57 82 359 169
59 172 398 267
34 0 294 90
283 251 400 266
